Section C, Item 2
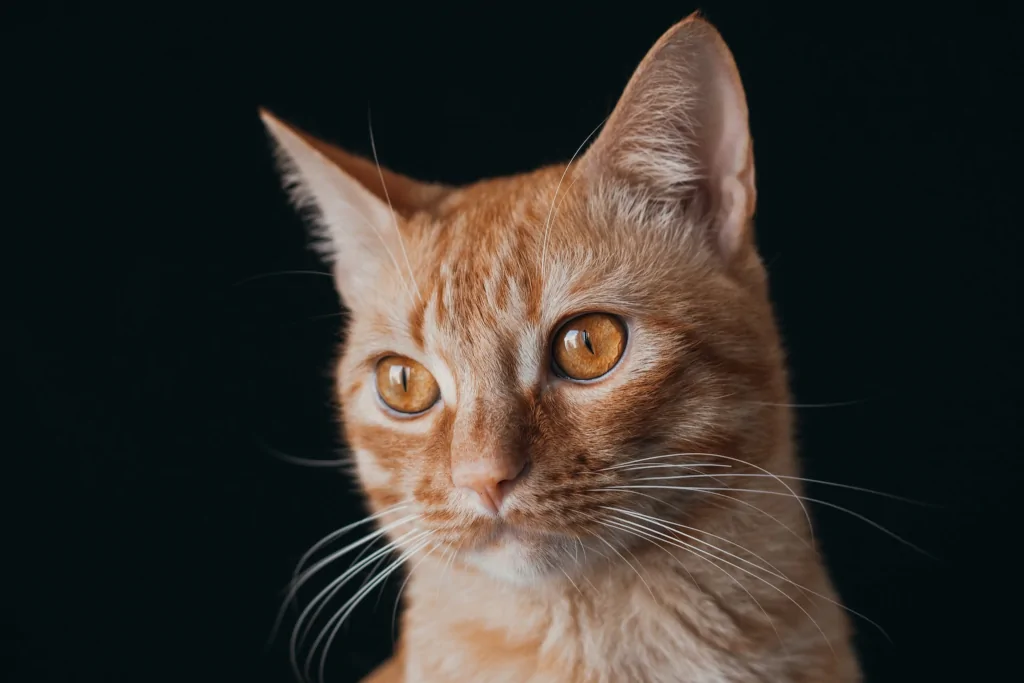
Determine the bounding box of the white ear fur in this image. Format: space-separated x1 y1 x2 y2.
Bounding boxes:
582 15 756 259
259 110 410 306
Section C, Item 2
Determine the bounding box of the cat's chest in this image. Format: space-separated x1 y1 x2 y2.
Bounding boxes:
403 580 744 683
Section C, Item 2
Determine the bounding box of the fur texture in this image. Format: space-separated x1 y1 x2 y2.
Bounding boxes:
262 14 860 683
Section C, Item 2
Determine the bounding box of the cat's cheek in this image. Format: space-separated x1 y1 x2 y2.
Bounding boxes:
353 447 392 492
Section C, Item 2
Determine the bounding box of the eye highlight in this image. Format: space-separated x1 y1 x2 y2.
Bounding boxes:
375 356 440 415
552 313 627 381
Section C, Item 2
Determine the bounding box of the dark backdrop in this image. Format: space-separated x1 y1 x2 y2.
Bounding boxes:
4 3 1020 682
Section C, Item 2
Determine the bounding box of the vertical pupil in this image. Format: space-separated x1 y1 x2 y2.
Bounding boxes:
582 329 595 355
401 365 409 392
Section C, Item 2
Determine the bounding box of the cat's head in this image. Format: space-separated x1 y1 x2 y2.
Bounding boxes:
262 16 790 583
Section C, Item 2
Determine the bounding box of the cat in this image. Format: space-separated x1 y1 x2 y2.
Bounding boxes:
261 13 861 683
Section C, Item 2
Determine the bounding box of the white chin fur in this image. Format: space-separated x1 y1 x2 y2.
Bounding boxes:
464 534 578 585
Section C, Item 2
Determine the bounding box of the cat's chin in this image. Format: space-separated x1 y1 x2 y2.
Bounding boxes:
461 529 574 585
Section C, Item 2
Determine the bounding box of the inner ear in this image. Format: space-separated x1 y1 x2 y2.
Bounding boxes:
260 109 441 308
299 128 452 219
260 109 452 218
580 15 756 260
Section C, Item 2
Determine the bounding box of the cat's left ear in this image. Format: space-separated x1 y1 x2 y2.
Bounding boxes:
581 15 755 260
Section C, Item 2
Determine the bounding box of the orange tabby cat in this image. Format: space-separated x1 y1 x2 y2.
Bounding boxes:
261 14 861 683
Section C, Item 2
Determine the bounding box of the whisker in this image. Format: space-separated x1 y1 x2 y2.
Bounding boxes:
599 455 733 472
290 528 426 681
625 472 928 505
311 536 433 683
256 440 350 469
594 533 655 598
685 453 816 542
605 506 890 640
559 564 584 596
293 504 411 577
738 399 864 409
608 485 931 557
598 517 786 651
331 194 418 304
435 538 460 604
367 109 422 304
288 515 419 599
606 507 786 578
600 516 707 596
391 540 439 642
297 535 390 650
610 463 732 473
539 116 608 277
604 452 815 541
589 487 811 548
269 508 412 643
602 516 832 653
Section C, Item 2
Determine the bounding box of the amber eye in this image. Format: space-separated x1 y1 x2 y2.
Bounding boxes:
375 356 440 414
552 313 627 381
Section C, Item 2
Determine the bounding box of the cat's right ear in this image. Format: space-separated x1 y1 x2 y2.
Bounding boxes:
580 15 756 262
259 109 448 307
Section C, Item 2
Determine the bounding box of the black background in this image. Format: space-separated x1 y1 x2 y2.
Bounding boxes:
3 3 1020 682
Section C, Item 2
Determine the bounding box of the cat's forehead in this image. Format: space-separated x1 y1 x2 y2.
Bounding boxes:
373 169 589 385
357 168 698 389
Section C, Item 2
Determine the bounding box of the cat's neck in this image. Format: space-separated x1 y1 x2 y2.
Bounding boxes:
399 489 855 682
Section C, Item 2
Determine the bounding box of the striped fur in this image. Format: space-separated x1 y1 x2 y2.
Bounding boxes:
263 14 859 683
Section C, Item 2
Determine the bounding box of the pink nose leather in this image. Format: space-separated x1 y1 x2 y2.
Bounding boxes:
452 457 527 515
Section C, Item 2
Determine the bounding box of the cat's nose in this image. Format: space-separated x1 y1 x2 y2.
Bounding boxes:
452 456 528 516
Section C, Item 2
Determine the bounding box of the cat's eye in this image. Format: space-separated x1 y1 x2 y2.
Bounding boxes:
375 356 440 415
552 313 627 381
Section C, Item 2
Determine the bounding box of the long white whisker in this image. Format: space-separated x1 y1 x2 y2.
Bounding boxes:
435 538 459 603
599 453 738 472
610 463 733 473
294 504 410 577
367 111 422 303
602 516 832 653
299 539 392 649
606 452 815 540
589 487 811 548
676 453 817 541
623 472 925 505
697 487 933 557
287 514 419 602
607 507 786 578
610 462 732 486
559 564 584 596
269 509 412 644
594 534 655 598
740 399 863 409
312 536 433 683
605 506 890 640
539 117 608 277
256 440 351 470
391 540 438 641
289 528 425 681
608 485 930 557
332 195 417 304
598 516 782 651
598 517 786 651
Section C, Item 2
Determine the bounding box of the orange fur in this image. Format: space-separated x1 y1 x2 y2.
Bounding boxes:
262 14 860 683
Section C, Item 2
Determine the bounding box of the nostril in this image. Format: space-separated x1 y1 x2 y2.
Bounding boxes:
498 458 529 494
451 456 529 515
